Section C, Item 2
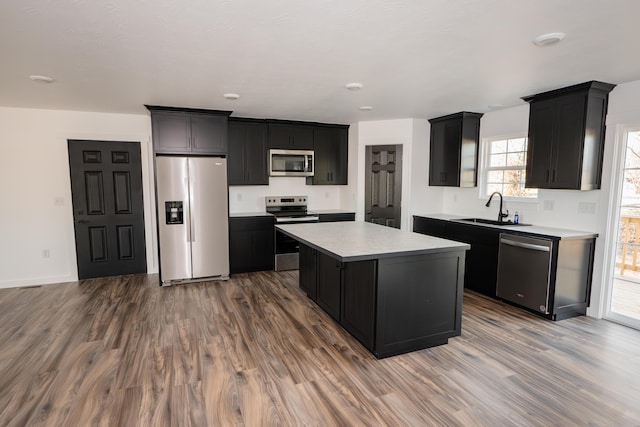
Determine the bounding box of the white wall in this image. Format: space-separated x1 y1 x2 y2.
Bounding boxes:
0 107 155 288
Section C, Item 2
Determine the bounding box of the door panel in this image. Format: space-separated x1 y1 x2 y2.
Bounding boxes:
156 156 192 282
189 157 229 278
68 140 147 279
365 145 402 228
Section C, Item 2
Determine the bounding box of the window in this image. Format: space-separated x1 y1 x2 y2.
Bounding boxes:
484 137 537 198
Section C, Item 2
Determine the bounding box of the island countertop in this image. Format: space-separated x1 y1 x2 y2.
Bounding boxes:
276 221 470 262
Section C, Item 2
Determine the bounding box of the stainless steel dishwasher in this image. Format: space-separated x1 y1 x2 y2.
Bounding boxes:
496 233 553 314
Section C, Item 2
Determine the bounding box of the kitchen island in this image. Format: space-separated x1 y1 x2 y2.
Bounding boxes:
276 221 470 358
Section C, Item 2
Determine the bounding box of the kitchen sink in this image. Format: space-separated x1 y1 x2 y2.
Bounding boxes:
458 218 531 226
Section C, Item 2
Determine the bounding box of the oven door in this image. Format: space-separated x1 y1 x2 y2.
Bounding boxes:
269 149 314 177
274 216 319 271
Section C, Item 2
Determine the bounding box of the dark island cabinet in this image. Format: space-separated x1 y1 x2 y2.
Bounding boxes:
428 112 483 187
318 212 355 222
229 216 274 274
297 241 464 357
317 252 342 321
523 81 616 190
413 216 499 297
268 121 314 150
308 125 349 185
147 106 231 155
228 119 269 185
299 244 318 300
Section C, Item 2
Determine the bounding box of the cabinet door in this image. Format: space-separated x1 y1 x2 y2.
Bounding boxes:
190 114 227 155
319 213 355 222
152 112 191 154
551 93 587 189
429 119 461 186
412 216 447 239
317 252 342 320
341 260 376 350
228 121 268 185
525 99 556 188
268 123 314 149
251 228 275 271
311 126 348 185
299 244 318 300
229 229 253 274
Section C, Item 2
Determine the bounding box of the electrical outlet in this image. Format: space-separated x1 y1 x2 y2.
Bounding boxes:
42 249 50 258
236 193 242 201
543 200 554 211
578 202 596 214
325 191 330 199
54 197 64 206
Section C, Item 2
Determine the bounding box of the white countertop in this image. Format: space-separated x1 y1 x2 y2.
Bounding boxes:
276 221 470 262
414 213 598 240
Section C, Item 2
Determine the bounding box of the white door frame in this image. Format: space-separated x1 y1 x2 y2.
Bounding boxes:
603 125 640 329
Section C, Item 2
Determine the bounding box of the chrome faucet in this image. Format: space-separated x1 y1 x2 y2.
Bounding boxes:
486 191 509 223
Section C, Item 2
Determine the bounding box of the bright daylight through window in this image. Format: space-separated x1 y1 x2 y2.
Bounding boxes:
484 137 537 198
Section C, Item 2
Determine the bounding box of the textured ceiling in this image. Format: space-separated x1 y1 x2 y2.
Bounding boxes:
1 0 639 123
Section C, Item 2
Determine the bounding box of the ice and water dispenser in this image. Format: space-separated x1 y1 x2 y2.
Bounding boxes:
165 201 183 224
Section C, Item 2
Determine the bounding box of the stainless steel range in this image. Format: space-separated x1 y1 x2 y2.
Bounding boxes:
266 196 319 271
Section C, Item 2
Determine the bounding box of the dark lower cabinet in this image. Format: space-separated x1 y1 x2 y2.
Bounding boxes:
414 216 498 297
229 216 274 274
341 260 376 350
412 215 596 320
299 244 317 300
297 243 465 358
318 212 355 222
317 252 342 321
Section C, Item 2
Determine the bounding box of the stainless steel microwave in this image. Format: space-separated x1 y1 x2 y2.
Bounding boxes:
269 149 314 177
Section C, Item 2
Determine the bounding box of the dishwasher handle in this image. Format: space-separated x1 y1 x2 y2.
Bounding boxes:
500 237 550 252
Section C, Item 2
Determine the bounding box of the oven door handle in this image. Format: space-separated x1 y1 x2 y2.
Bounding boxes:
276 216 319 224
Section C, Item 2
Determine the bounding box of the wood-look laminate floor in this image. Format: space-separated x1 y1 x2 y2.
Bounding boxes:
1 271 640 426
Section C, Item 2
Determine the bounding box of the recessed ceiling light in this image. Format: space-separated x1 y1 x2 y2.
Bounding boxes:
345 83 363 91
359 106 373 111
532 32 565 47
223 93 240 100
29 75 55 83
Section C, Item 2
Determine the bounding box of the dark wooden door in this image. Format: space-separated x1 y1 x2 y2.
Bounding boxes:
68 140 147 279
365 145 403 228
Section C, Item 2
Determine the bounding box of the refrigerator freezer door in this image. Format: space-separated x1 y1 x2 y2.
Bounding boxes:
156 156 192 282
188 157 230 279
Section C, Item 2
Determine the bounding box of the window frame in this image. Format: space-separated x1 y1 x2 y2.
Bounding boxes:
480 134 538 202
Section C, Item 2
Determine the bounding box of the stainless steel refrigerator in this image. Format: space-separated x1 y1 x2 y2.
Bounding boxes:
156 156 229 285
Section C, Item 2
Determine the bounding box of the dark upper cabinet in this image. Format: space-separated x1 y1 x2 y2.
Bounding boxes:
228 118 269 186
268 121 314 150
307 125 349 185
522 81 616 190
428 112 483 187
147 106 231 155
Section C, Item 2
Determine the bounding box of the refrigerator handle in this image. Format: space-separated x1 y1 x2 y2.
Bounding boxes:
184 177 191 243
188 176 195 243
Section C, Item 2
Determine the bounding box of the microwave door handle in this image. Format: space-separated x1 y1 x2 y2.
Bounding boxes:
304 155 309 172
